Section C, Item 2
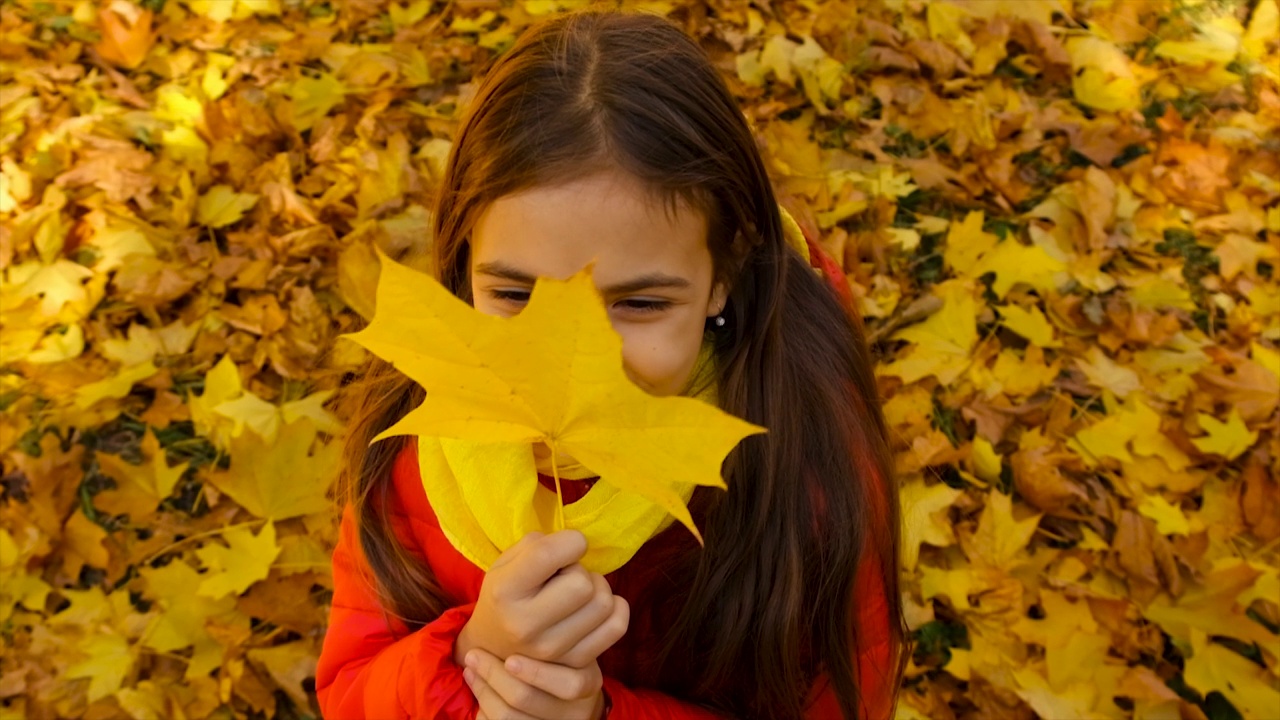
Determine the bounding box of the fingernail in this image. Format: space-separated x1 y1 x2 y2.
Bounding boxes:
464 652 477 668
506 657 524 674
463 667 474 683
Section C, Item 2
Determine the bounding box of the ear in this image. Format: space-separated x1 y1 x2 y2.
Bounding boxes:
706 279 730 318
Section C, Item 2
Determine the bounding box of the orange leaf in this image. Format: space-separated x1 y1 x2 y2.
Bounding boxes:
95 6 155 70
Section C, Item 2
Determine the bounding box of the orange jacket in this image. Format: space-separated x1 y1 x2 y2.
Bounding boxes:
316 232 896 719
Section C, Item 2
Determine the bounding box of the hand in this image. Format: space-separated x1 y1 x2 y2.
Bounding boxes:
464 647 606 720
455 530 630 667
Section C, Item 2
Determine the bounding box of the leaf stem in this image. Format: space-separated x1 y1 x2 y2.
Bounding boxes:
550 443 565 532
136 518 269 567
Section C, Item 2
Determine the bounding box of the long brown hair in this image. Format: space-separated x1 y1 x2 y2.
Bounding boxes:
333 9 905 719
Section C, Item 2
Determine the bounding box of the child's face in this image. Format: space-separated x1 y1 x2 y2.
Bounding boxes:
469 168 728 397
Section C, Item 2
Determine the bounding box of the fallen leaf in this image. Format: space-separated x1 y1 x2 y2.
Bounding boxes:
95 5 155 70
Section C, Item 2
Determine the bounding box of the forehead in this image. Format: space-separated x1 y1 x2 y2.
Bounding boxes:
469 171 711 283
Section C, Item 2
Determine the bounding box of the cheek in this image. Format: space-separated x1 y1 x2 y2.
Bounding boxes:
616 321 703 397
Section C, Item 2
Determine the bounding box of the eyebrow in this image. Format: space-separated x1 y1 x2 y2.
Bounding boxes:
474 261 691 295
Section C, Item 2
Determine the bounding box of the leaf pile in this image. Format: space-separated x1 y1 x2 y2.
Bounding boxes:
0 0 1276 718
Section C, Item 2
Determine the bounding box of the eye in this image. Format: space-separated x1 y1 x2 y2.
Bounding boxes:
491 290 670 314
491 289 531 305
615 298 671 314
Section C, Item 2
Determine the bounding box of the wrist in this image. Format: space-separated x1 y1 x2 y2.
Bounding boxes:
453 620 477 666
595 686 612 719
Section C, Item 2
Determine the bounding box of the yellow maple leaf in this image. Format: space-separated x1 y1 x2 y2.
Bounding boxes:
285 72 347 132
1076 347 1142 398
94 427 186 519
11 259 94 317
997 304 1060 348
196 520 281 599
1066 36 1150 112
973 237 1067 299
1127 398 1192 472
988 345 1059 398
73 360 158 411
23 322 86 364
66 632 135 704
115 681 172 720
60 511 109 581
204 417 339 521
920 565 976 610
1184 629 1280 720
1243 0 1279 59
87 223 154 272
195 185 259 228
899 476 963 571
927 2 975 59
1155 22 1240 66
187 0 280 23
1192 409 1258 460
943 211 998 275
1070 409 1136 465
1251 341 1280 379
1012 664 1109 720
138 561 237 654
341 249 764 570
970 436 1001 483
1137 495 1192 536
99 324 159 367
882 280 978 385
962 490 1041 570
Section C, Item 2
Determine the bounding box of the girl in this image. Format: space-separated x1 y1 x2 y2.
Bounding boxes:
316 9 905 720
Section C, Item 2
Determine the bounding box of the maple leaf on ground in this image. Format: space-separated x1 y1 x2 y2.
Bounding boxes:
196 520 281 599
996 304 1060 348
961 490 1042 570
899 475 963 571
1192 409 1258 460
94 427 186 520
342 248 764 572
196 185 259 228
66 632 136 704
204 417 339 521
880 279 977 385
95 5 155 70
247 640 317 710
1184 630 1280 720
72 360 158 411
138 560 238 657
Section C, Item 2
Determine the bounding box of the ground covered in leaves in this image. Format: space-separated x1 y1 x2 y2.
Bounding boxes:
1 0 1277 718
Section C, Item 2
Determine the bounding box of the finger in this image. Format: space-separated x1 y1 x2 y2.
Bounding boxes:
467 648 560 717
490 531 545 571
506 654 602 701
527 571 614 659
465 662 538 720
560 595 630 668
501 530 588 596
526 564 597 628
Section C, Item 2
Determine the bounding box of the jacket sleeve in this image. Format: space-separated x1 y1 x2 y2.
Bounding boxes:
602 678 731 719
316 504 480 720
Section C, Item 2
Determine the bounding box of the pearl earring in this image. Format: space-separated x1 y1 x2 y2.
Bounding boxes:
714 315 726 327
